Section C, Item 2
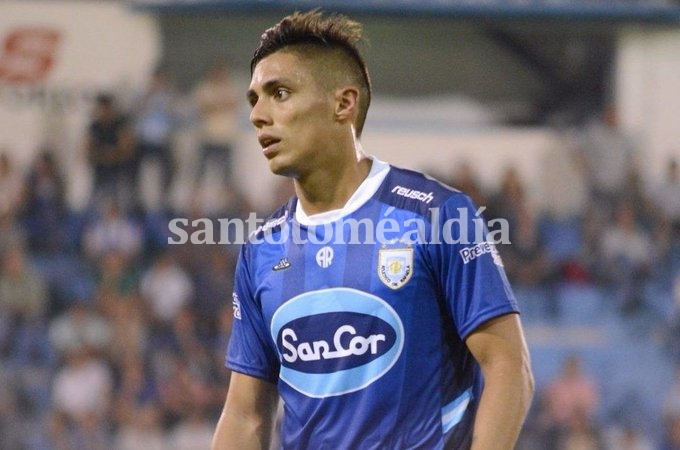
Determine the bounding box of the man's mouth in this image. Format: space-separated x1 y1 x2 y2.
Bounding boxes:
259 135 280 150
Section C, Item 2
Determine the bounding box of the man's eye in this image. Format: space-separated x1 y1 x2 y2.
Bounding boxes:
274 88 289 100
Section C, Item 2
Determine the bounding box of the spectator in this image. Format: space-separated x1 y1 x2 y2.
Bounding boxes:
651 157 680 230
0 368 24 449
111 355 158 430
192 60 240 182
501 200 555 287
537 133 592 273
20 150 67 252
175 310 226 417
192 177 252 218
557 407 605 450
169 407 214 450
663 281 680 360
651 157 680 265
94 250 139 300
148 349 186 428
577 105 636 212
48 300 112 358
539 132 589 222
85 93 137 210
0 245 48 325
662 416 680 450
663 362 680 425
114 402 166 450
105 295 148 365
0 151 23 218
169 307 204 357
600 200 654 313
50 347 113 450
133 66 180 211
447 160 488 210
205 305 233 415
488 165 527 229
147 312 214 427
0 207 26 255
140 251 194 328
0 245 50 365
82 202 143 263
541 355 600 434
190 247 235 334
604 424 654 450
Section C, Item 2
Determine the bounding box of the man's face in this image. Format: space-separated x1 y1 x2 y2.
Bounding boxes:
96 102 115 123
247 51 337 178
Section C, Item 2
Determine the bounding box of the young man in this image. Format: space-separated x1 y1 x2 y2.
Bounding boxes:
212 10 534 450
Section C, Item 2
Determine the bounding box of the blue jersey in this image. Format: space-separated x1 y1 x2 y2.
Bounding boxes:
227 159 518 449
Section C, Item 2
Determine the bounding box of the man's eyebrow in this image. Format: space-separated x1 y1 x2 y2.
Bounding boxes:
246 89 258 105
247 78 289 103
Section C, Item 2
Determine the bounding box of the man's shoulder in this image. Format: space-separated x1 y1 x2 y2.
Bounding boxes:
381 164 466 213
246 197 295 244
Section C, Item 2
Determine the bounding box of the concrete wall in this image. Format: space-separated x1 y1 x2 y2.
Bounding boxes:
617 26 680 185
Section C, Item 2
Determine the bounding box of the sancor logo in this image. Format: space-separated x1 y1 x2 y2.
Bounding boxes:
281 324 386 363
271 288 404 398
280 313 395 373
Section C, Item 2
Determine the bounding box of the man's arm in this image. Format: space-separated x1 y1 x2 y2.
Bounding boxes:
465 313 534 450
211 372 279 450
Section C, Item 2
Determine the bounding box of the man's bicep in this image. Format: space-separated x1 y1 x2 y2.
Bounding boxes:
463 314 535 449
464 313 530 369
212 372 279 450
224 371 279 419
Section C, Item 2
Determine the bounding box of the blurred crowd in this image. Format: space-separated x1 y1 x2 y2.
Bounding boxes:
446 108 680 322
0 61 259 450
437 107 680 450
0 60 680 449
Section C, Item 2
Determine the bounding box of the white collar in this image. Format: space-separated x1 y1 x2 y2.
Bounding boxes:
295 157 390 226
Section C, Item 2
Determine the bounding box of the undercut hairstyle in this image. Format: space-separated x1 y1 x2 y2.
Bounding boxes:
251 10 372 137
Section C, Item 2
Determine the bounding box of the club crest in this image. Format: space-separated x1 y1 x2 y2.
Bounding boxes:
378 247 413 289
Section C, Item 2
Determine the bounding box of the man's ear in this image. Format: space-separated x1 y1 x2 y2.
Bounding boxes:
334 86 359 125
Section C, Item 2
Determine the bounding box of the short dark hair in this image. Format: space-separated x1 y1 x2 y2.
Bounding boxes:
95 92 114 106
251 10 372 137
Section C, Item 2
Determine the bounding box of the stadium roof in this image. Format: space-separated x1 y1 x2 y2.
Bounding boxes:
129 0 680 23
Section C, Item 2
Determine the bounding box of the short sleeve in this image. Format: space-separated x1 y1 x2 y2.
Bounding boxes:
226 244 280 382
428 194 519 339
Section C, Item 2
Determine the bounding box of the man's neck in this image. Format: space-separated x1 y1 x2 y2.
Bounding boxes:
294 151 372 216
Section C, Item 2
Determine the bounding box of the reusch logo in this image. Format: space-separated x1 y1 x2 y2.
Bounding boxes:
391 185 434 204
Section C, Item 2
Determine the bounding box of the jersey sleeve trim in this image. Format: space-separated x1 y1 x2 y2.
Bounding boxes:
458 307 520 340
226 361 279 384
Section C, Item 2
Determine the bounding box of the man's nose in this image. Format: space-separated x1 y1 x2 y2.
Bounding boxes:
250 101 271 128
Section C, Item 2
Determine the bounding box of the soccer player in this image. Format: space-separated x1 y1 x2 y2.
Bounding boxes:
211 10 534 450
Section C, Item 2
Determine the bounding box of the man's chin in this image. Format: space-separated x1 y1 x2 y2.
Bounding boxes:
268 159 296 178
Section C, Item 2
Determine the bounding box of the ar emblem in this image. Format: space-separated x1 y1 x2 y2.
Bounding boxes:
316 246 334 268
